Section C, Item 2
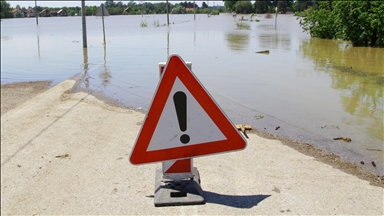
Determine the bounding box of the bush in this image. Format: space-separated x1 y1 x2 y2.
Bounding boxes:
297 1 383 47
234 1 253 14
211 10 219 15
171 5 186 14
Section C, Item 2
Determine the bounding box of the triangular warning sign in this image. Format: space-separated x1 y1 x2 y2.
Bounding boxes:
130 55 246 165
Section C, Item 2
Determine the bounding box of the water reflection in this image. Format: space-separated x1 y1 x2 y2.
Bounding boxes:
300 38 383 141
167 31 170 58
99 45 112 87
82 48 90 88
225 32 249 51
37 36 41 60
258 32 291 50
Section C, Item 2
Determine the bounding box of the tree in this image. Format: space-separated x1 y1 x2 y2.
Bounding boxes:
224 0 237 12
255 0 268 14
333 1 383 47
171 5 186 14
202 2 208 9
0 0 12 18
298 2 337 39
105 0 115 8
277 0 287 14
234 1 253 14
297 1 383 47
15 10 23 18
292 0 317 12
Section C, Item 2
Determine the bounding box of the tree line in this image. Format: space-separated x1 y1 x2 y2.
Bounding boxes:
2 0 382 47
1 0 319 19
1 0 225 18
224 0 317 14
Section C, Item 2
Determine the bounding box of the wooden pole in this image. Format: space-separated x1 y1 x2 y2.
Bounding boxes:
81 0 87 48
102 4 106 46
166 0 169 25
34 0 38 25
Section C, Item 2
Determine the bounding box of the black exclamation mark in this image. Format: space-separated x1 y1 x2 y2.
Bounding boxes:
173 91 190 144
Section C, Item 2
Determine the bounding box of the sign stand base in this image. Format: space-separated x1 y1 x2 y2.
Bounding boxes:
154 167 205 207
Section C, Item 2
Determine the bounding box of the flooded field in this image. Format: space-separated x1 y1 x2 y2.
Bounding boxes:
1 14 383 175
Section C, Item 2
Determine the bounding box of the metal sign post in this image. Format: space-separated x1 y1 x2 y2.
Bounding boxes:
155 61 204 206
130 55 247 207
96 4 110 46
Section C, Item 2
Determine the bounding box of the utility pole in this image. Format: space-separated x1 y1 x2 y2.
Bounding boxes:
34 0 38 25
275 7 278 30
166 0 169 25
82 0 87 48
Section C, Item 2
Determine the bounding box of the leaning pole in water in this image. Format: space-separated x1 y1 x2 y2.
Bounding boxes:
81 0 87 48
34 0 38 25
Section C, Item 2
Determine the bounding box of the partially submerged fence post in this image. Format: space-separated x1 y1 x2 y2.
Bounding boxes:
34 0 38 25
81 0 87 48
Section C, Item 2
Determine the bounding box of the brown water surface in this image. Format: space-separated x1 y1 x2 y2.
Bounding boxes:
1 14 383 175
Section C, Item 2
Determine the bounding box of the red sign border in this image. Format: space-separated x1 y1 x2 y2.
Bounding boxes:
130 55 246 165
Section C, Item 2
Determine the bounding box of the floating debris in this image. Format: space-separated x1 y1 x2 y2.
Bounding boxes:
235 124 252 133
360 161 365 165
372 161 376 167
256 50 269 54
235 124 252 139
333 137 351 142
55 154 70 158
255 115 264 120
275 126 280 130
321 125 340 130
366 148 381 151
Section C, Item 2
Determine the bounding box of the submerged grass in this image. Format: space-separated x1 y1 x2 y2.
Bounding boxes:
236 22 250 30
140 20 148 27
152 19 160 27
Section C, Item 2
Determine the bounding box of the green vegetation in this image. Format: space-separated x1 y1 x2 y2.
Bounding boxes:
211 10 220 15
224 0 321 14
171 5 186 14
225 32 249 50
140 20 148 27
236 22 250 30
0 0 221 18
0 0 12 18
152 19 160 27
297 1 384 47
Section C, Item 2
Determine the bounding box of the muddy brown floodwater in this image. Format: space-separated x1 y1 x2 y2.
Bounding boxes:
1 14 383 176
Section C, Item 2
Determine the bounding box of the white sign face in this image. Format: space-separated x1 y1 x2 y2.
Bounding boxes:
146 77 227 151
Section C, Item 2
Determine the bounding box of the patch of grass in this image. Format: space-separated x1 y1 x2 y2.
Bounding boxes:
239 16 248 21
140 20 148 27
152 19 160 27
236 22 250 30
